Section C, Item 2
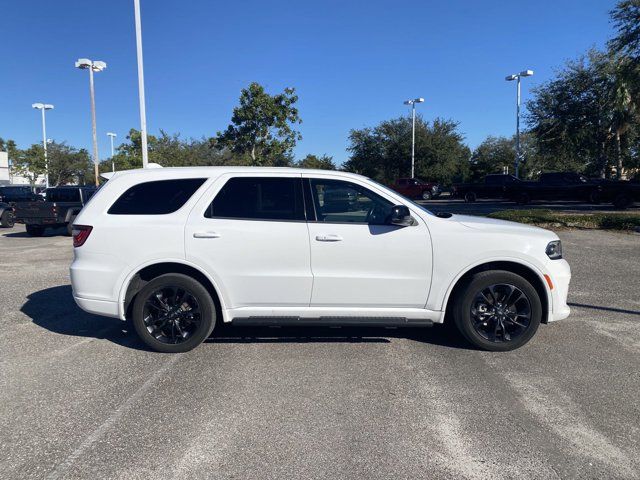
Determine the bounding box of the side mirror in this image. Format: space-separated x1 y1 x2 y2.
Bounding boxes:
389 205 414 227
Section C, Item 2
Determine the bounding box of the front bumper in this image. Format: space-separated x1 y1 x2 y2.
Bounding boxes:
546 258 571 322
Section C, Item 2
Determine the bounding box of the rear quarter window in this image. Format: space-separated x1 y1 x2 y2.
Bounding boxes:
108 178 206 215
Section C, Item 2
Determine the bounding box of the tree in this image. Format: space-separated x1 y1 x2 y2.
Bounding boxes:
609 0 640 60
215 82 301 166
296 154 336 170
10 141 93 186
469 136 515 179
343 116 470 185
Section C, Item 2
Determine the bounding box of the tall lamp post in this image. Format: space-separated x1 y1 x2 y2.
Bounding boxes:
505 70 533 178
133 0 149 168
32 103 54 188
107 132 117 172
75 58 107 186
403 97 425 179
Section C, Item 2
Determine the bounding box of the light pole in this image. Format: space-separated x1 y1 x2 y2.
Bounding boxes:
403 97 424 179
107 132 117 172
32 103 54 188
505 70 533 178
134 0 149 168
75 58 107 186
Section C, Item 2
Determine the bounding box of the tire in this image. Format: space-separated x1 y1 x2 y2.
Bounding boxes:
132 273 216 353
452 270 542 352
464 191 477 202
516 192 530 205
421 190 432 201
588 190 601 204
26 225 45 237
613 194 632 210
0 210 14 228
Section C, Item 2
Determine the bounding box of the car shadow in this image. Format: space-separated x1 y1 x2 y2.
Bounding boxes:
24 285 474 351
3 226 68 238
208 322 473 350
21 285 149 351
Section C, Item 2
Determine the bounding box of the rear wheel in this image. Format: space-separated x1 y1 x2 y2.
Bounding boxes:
132 273 216 353
0 210 14 228
66 216 76 236
613 193 632 209
516 192 531 205
464 191 477 202
421 190 432 200
452 270 542 351
26 225 45 237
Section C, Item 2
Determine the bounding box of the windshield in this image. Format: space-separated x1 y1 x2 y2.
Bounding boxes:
368 178 434 216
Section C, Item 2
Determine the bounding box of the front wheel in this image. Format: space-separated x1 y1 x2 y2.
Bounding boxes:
421 190 432 201
132 273 216 353
452 270 542 351
0 210 14 228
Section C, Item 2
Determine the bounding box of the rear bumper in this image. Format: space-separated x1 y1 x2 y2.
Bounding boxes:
73 294 120 318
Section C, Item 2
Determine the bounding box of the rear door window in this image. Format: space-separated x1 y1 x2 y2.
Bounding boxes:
109 178 206 215
205 177 304 221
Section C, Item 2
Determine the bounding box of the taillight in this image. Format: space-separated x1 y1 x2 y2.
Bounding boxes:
73 225 93 247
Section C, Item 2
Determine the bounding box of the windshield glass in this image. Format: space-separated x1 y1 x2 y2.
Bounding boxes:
368 178 434 216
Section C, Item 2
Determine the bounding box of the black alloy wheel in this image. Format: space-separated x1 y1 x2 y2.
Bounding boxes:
143 286 202 344
132 273 216 353
453 270 542 351
470 284 531 343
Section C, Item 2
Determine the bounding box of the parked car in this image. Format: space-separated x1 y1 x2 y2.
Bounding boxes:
14 186 96 236
512 172 639 208
514 172 597 204
0 202 15 228
70 167 571 354
391 178 441 200
590 179 640 209
0 185 41 204
451 174 521 202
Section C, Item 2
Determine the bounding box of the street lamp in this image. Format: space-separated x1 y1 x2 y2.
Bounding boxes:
75 58 107 186
107 132 117 172
403 97 425 179
505 69 533 178
134 0 149 168
32 103 54 188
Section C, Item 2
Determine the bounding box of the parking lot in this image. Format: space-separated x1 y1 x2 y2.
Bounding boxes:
1 224 639 480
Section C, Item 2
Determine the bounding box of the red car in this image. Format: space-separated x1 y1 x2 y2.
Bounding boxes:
392 178 441 200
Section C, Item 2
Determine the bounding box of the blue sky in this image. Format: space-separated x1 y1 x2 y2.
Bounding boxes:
1 0 616 165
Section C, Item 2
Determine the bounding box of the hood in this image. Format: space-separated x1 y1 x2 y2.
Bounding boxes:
452 214 558 240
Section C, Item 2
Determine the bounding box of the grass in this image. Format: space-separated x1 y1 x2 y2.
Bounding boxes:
487 209 640 231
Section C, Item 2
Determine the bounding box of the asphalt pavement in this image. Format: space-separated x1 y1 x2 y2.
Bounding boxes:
1 224 639 480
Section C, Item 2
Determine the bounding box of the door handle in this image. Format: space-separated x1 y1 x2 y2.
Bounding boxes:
193 231 221 239
315 234 343 242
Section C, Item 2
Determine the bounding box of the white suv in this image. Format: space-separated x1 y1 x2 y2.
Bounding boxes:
70 167 571 353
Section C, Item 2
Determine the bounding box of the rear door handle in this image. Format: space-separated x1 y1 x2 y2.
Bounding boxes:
193 231 221 239
315 234 343 242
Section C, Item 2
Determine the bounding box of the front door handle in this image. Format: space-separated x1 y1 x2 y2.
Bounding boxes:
193 231 221 239
316 234 343 242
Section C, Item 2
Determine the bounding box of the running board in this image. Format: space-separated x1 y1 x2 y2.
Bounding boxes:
231 316 434 327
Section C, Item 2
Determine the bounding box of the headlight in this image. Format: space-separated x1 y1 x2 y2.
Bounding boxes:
546 240 563 260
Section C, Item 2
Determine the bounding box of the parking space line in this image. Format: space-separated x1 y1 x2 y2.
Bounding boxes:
45 354 182 480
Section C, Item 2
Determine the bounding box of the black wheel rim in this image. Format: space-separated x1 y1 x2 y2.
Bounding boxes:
470 283 531 343
142 286 202 344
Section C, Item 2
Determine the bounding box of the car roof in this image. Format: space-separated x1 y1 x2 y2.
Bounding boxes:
105 166 368 182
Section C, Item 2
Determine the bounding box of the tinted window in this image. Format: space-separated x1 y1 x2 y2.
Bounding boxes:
47 188 81 202
485 176 501 185
310 179 393 225
206 177 304 221
109 178 206 215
